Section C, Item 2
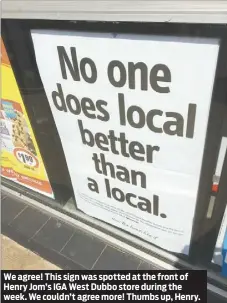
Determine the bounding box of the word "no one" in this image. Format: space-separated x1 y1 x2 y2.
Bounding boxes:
57 46 171 93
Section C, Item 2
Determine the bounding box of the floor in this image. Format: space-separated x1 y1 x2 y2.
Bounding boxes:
2 235 59 270
1 190 155 270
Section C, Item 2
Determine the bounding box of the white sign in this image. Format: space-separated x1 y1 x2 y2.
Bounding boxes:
215 137 227 178
213 205 227 266
212 136 227 265
32 30 219 254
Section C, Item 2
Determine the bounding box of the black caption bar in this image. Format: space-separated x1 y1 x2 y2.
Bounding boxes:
1 270 206 302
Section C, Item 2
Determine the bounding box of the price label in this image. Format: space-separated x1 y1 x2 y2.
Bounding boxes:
14 148 39 168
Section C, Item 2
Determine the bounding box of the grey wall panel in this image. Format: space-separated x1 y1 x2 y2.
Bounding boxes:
2 0 227 23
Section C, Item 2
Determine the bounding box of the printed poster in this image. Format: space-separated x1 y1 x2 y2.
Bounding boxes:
213 205 227 266
212 136 227 265
1 37 54 198
32 30 219 253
